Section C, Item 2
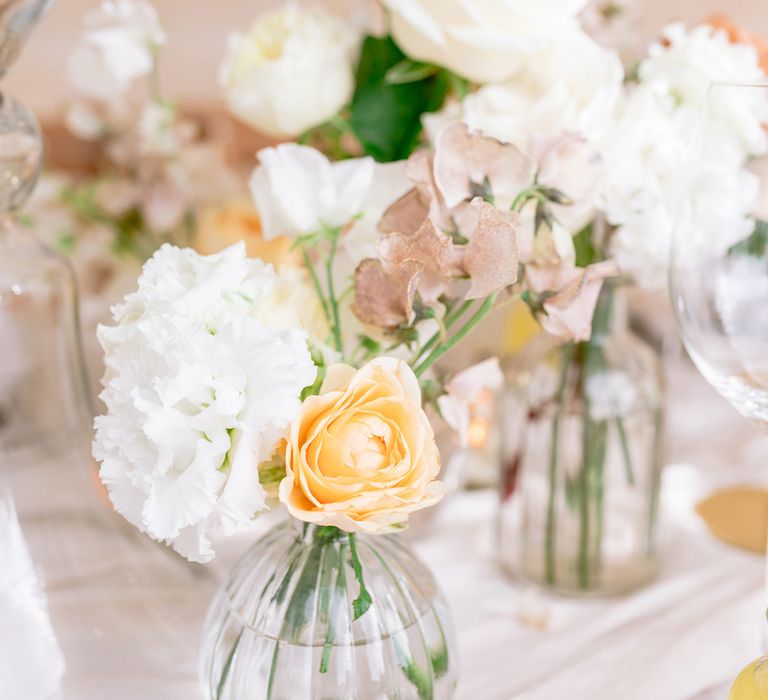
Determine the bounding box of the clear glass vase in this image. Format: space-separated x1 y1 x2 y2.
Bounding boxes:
200 521 458 700
497 284 664 595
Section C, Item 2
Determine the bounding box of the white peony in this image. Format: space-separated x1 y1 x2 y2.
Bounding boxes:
424 26 622 149
67 0 165 102
93 244 317 562
250 143 375 239
220 6 358 138
382 0 587 84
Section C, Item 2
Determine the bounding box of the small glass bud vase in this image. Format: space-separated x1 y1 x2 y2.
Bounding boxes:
497 284 664 595
200 521 458 700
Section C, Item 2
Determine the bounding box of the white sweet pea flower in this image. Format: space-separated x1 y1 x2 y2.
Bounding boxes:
67 0 165 101
220 5 358 138
438 358 504 446
250 143 375 240
383 0 587 84
93 244 318 562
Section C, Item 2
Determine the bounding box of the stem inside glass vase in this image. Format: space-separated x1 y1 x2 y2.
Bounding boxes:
543 283 637 590
204 520 457 700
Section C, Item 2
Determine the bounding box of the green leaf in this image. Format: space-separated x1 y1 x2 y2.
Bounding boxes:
728 218 768 257
540 187 573 206
431 644 449 678
385 58 439 85
469 175 494 204
349 35 450 162
572 222 597 267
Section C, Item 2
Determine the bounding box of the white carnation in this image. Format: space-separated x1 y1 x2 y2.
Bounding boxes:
93 243 317 562
640 22 768 162
600 22 768 289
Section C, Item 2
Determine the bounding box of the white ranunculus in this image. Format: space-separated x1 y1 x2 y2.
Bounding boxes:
250 143 375 239
67 0 165 101
220 6 358 138
93 244 317 562
383 0 588 84
423 25 623 150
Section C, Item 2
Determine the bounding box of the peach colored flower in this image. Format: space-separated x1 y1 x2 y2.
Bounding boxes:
280 358 445 532
193 200 300 267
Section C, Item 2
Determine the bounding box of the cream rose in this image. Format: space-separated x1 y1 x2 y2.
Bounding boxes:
280 358 444 532
219 6 358 138
383 0 587 84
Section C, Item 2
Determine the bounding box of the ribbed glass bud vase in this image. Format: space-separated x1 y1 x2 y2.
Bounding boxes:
200 522 457 700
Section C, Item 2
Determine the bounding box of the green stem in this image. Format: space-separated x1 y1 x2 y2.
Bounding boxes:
413 295 496 378
615 416 635 486
544 343 574 586
326 235 343 355
411 299 473 366
348 534 372 620
575 284 615 589
317 545 336 674
510 187 543 213
215 630 242 700
320 541 347 673
578 384 592 590
302 247 332 325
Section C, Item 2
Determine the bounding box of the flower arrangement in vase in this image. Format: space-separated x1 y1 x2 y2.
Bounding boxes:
86 2 768 698
93 40 632 697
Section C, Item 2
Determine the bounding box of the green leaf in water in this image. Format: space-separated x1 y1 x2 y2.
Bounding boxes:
431 644 449 679
348 534 372 620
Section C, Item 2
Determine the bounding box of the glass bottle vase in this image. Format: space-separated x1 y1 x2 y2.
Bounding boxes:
200 521 458 700
497 284 664 595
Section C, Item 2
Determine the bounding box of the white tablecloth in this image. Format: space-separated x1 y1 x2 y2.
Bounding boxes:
2 361 766 699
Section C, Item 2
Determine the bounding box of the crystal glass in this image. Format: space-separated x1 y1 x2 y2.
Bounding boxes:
497 284 664 595
669 83 768 687
200 521 457 700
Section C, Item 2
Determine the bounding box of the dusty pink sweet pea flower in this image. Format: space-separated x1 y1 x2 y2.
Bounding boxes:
378 214 460 303
432 123 534 209
437 357 503 446
530 132 603 233
351 258 422 329
460 198 520 299
526 260 619 342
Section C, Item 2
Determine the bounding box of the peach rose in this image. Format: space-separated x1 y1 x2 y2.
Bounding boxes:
279 357 444 532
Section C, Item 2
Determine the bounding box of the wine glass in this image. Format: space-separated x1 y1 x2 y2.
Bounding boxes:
669 81 768 693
